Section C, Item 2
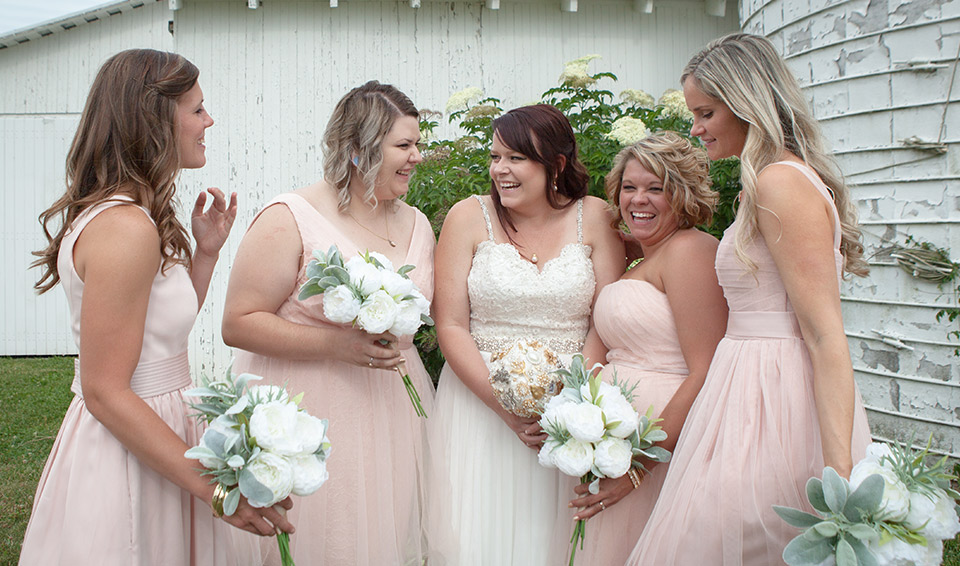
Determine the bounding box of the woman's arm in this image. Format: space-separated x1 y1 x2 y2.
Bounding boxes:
756 164 857 477
74 206 292 536
190 188 238 307
434 198 543 447
581 197 627 367
221 202 399 367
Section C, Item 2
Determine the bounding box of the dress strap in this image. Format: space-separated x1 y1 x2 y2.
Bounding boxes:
576 198 584 244
763 161 842 249
472 195 495 241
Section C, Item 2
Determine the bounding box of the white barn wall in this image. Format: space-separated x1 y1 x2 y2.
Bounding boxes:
0 0 739 377
742 0 960 457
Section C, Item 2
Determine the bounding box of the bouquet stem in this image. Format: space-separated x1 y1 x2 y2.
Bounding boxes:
395 362 426 418
277 532 294 566
568 517 586 566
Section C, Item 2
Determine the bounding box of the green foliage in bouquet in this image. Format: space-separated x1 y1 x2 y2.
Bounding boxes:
405 56 743 381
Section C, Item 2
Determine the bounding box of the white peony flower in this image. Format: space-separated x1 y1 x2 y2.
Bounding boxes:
249 401 309 456
659 89 694 121
849 460 911 522
389 300 424 337
553 438 595 478
620 88 656 108
593 437 633 478
868 536 942 566
323 284 361 324
356 290 400 334
380 270 415 298
904 488 960 541
290 454 330 496
292 412 328 456
538 438 561 469
597 391 640 439
409 289 430 313
605 117 650 146
862 442 894 465
344 257 383 296
366 251 394 272
540 394 574 430
246 384 290 405
561 402 605 444
243 451 294 508
559 55 601 88
445 86 483 113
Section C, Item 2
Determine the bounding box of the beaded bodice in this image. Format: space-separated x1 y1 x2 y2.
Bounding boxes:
467 195 595 354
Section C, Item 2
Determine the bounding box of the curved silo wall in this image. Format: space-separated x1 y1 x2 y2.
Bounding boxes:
741 0 960 457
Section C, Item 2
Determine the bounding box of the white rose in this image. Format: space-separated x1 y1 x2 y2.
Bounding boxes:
344 257 383 296
293 412 328 456
381 270 414 298
290 454 330 496
553 438 594 478
904 488 960 541
599 393 640 439
538 438 561 469
593 437 633 478
242 451 294 508
561 403 605 444
246 385 289 405
367 251 394 272
249 401 304 456
389 300 424 337
356 290 399 334
322 285 361 324
849 461 910 522
868 536 942 566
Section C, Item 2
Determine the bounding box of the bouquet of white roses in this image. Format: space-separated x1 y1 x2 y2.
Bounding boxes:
774 439 960 566
488 339 565 417
185 372 332 566
298 245 432 417
537 355 671 566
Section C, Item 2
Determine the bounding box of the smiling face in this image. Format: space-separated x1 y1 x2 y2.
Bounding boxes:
488 131 550 211
683 77 748 161
618 158 680 247
373 115 422 201
175 82 213 169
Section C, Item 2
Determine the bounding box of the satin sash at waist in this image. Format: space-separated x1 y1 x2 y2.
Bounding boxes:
71 351 192 399
725 311 802 340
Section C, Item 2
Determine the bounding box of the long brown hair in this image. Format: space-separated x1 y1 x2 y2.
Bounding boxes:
33 49 199 293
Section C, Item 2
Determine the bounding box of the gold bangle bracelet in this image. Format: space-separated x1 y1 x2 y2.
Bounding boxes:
211 483 228 518
627 467 645 490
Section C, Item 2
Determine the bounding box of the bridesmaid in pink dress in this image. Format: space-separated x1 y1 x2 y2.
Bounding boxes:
628 33 872 565
20 49 293 566
221 81 435 565
551 132 728 565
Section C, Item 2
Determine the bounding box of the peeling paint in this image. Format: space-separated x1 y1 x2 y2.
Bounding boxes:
849 0 889 34
889 377 901 409
918 356 953 381
787 24 812 55
860 342 901 372
892 0 948 27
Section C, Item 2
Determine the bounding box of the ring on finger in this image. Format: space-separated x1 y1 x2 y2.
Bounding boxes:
368 356 375 367
598 500 606 511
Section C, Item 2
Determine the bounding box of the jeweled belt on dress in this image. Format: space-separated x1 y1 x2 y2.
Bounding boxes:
71 351 192 399
472 335 583 354
725 311 802 340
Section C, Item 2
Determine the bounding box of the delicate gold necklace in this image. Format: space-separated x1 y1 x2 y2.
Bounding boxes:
346 206 396 247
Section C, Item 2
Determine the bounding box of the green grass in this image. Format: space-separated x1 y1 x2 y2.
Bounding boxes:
0 356 74 564
0 356 958 564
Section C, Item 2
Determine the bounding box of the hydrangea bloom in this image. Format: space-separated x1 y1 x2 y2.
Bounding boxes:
659 89 694 120
559 55 601 88
605 117 650 146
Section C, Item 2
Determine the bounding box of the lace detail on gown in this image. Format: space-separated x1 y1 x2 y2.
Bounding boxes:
467 195 594 353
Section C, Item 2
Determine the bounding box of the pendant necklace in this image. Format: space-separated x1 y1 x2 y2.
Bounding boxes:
347 206 396 247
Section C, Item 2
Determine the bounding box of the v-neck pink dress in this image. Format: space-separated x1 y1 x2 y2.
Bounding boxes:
230 193 436 566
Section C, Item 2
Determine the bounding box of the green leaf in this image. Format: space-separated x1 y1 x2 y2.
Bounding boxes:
773 506 823 528
398 264 415 276
845 524 879 543
822 467 849 514
782 534 833 565
807 477 830 514
843 473 884 521
847 537 878 566
238 467 273 506
836 537 857 566
224 486 241 516
813 521 839 538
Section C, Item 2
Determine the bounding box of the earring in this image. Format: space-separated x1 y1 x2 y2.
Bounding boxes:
619 220 631 234
552 183 558 192
351 156 360 167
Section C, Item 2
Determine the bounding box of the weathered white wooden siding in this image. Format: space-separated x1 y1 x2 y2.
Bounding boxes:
0 0 738 377
743 0 960 457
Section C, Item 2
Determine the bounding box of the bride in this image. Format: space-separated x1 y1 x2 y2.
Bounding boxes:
424 104 624 565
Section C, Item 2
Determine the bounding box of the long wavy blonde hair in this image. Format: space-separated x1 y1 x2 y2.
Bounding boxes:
322 80 419 210
33 49 200 293
681 33 868 277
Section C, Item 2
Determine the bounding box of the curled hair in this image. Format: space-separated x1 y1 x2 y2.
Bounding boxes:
489 104 589 235
681 33 867 277
33 49 199 294
605 132 715 231
322 81 419 210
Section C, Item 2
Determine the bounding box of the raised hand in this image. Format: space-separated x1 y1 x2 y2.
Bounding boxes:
192 187 238 258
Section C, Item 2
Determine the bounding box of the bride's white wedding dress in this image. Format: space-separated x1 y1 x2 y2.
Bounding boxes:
425 195 596 566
